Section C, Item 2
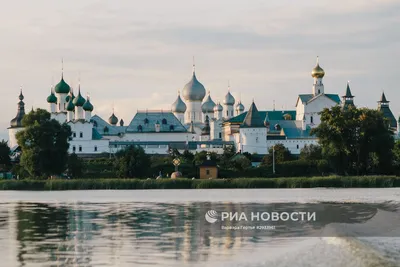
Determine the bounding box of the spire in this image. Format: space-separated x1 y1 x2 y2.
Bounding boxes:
192 56 195 73
379 91 388 103
241 101 264 128
19 86 24 101
10 89 26 128
341 81 355 111
61 58 64 78
316 56 319 65
273 100 275 111
228 80 230 91
343 81 354 98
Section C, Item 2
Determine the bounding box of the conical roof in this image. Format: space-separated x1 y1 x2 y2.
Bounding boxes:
379 92 389 103
241 101 264 128
343 82 354 98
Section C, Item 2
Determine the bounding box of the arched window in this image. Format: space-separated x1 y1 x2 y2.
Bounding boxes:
94 146 98 152
104 126 109 133
219 132 222 139
144 118 149 124
162 118 167 124
93 121 98 127
169 125 174 131
310 116 314 124
138 125 143 132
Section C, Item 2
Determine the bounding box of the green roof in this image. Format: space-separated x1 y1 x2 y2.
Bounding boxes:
298 94 340 105
66 100 75 111
72 90 86 106
227 110 296 124
83 98 94 111
54 76 71 94
92 128 103 140
47 92 57 103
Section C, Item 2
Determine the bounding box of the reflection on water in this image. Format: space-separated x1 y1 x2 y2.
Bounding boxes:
0 193 400 266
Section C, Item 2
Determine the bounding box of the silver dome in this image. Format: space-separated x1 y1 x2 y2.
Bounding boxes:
214 102 223 112
236 101 245 111
182 71 206 101
201 92 216 113
223 91 235 105
171 94 187 113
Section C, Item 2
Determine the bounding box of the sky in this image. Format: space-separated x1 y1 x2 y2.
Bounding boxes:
1 0 399 140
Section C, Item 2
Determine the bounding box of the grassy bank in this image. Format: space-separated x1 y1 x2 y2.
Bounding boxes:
0 176 399 190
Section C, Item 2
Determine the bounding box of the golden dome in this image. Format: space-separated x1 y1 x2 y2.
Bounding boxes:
311 57 325 78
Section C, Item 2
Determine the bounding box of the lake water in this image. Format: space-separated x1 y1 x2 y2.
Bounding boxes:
0 189 400 267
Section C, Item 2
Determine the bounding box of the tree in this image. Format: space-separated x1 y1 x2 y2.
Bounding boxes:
0 140 11 172
299 144 322 161
16 109 71 178
311 106 394 175
231 156 252 171
261 144 293 166
193 151 217 165
66 153 83 178
114 145 151 178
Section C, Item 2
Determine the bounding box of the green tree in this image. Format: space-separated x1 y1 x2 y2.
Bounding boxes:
261 144 293 166
311 106 394 175
299 144 322 161
231 156 252 171
114 145 151 178
66 153 83 178
0 140 11 172
193 151 217 165
16 109 71 178
182 150 195 164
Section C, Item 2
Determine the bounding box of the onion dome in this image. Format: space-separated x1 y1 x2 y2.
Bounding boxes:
83 96 94 111
214 102 223 112
72 88 85 107
108 112 118 125
311 56 325 78
223 90 235 105
201 91 216 113
10 90 25 128
182 67 206 101
66 99 75 111
47 89 57 103
236 101 245 112
54 75 71 94
171 91 187 113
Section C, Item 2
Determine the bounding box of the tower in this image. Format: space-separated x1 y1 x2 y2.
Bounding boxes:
47 87 57 113
341 82 355 110
83 95 94 121
223 84 235 119
235 101 245 116
377 92 397 130
182 62 206 124
213 102 223 120
171 91 187 123
8 89 26 148
239 101 267 154
73 85 86 120
311 56 325 96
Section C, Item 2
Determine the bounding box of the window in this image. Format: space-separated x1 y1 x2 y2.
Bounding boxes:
297 145 299 149
80 132 83 138
256 137 259 143
310 116 314 124
318 89 320 94
138 125 143 132
231 111 234 116
226 111 229 116
73 132 76 138
162 118 167 124
169 125 174 131
72 146 76 152
94 146 98 152
59 103 61 110
144 118 149 124
206 170 210 175
79 146 82 152
64 103 66 109
93 121 98 127
219 132 222 139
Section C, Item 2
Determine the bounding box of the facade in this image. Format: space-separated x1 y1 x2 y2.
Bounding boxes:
7 57 398 156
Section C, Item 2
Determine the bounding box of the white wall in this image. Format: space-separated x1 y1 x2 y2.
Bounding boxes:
239 127 268 154
8 128 23 148
69 121 93 141
69 139 109 154
266 139 318 155
304 96 337 127
51 112 67 124
185 101 202 124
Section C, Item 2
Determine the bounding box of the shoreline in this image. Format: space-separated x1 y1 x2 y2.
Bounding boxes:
0 176 399 190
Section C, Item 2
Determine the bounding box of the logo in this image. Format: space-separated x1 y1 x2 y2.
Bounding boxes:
205 210 218 223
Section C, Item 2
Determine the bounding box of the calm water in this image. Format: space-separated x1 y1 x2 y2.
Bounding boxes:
0 189 400 267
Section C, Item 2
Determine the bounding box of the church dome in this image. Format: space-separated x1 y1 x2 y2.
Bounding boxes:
171 93 187 113
66 100 75 111
311 57 325 78
223 91 235 105
72 89 86 107
47 90 57 103
214 102 223 112
108 113 118 125
182 71 206 101
83 97 94 111
236 101 245 112
201 92 216 113
54 76 71 94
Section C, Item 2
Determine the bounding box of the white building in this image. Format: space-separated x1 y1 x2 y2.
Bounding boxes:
8 57 396 157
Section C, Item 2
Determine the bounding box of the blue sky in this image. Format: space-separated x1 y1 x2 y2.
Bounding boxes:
1 0 399 140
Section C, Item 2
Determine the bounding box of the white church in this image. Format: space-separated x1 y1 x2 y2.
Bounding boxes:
7 57 397 157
